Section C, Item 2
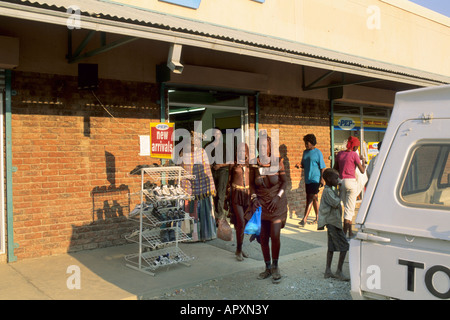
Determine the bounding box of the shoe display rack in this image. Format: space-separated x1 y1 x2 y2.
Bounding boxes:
125 166 195 276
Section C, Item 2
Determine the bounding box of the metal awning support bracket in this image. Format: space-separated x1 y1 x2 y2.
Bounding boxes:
66 30 138 64
302 66 381 91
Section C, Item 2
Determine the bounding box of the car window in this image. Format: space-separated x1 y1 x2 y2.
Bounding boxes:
400 144 450 208
439 150 450 187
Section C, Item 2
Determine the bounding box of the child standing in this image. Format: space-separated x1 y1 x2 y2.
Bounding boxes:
317 168 349 281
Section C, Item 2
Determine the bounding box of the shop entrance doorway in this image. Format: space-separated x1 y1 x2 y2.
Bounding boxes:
167 88 249 154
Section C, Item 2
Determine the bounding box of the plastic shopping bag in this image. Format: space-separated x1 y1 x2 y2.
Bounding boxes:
244 206 261 236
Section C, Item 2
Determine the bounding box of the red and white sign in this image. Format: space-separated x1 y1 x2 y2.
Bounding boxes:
150 122 174 159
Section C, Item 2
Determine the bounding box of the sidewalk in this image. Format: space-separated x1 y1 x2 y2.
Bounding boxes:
0 214 348 300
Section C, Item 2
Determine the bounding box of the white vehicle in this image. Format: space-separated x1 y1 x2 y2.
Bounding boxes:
350 85 450 300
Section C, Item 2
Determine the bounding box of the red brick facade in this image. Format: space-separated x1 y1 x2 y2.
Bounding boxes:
11 71 160 259
9 71 331 260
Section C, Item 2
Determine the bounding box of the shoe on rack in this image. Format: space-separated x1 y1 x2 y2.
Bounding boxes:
153 257 161 267
129 204 141 217
160 229 170 242
153 186 163 198
128 229 139 238
160 212 168 222
168 229 176 242
167 209 174 220
175 185 185 195
152 209 165 222
142 204 153 215
162 185 171 196
169 185 178 197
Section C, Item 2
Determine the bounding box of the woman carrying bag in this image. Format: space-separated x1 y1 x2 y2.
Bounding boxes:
250 132 288 283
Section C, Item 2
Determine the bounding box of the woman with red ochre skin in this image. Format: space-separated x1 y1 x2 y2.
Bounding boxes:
250 133 288 283
226 142 251 261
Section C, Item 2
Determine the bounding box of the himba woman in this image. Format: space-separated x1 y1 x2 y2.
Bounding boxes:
226 142 251 261
250 132 288 283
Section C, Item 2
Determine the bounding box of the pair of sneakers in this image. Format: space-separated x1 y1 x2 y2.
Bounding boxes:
152 208 168 222
153 253 171 266
160 228 176 242
167 208 185 220
155 185 185 198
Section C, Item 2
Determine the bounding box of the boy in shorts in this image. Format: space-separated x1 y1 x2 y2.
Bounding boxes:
317 168 349 281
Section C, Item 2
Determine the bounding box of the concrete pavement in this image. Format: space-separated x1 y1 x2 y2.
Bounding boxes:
0 214 345 300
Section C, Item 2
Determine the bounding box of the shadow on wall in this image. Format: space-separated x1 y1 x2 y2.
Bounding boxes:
92 151 131 222
279 143 305 219
69 151 134 252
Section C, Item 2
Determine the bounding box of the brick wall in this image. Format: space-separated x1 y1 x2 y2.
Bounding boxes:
255 94 331 218
11 71 160 259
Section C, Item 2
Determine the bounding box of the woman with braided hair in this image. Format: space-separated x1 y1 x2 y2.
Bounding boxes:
226 142 251 261
250 132 288 283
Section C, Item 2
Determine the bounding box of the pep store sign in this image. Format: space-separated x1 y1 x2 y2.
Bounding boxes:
160 0 264 9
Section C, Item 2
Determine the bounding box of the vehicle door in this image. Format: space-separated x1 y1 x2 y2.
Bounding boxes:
355 117 450 300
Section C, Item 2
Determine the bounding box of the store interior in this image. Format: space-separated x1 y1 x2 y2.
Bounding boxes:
167 88 248 150
333 103 391 163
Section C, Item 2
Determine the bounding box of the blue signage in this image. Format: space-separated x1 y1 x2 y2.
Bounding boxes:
337 117 356 130
159 0 264 10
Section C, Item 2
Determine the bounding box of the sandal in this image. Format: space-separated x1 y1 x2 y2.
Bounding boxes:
235 252 244 261
271 266 282 283
257 268 272 280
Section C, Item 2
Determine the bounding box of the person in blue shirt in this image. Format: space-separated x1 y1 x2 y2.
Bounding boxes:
296 134 326 227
